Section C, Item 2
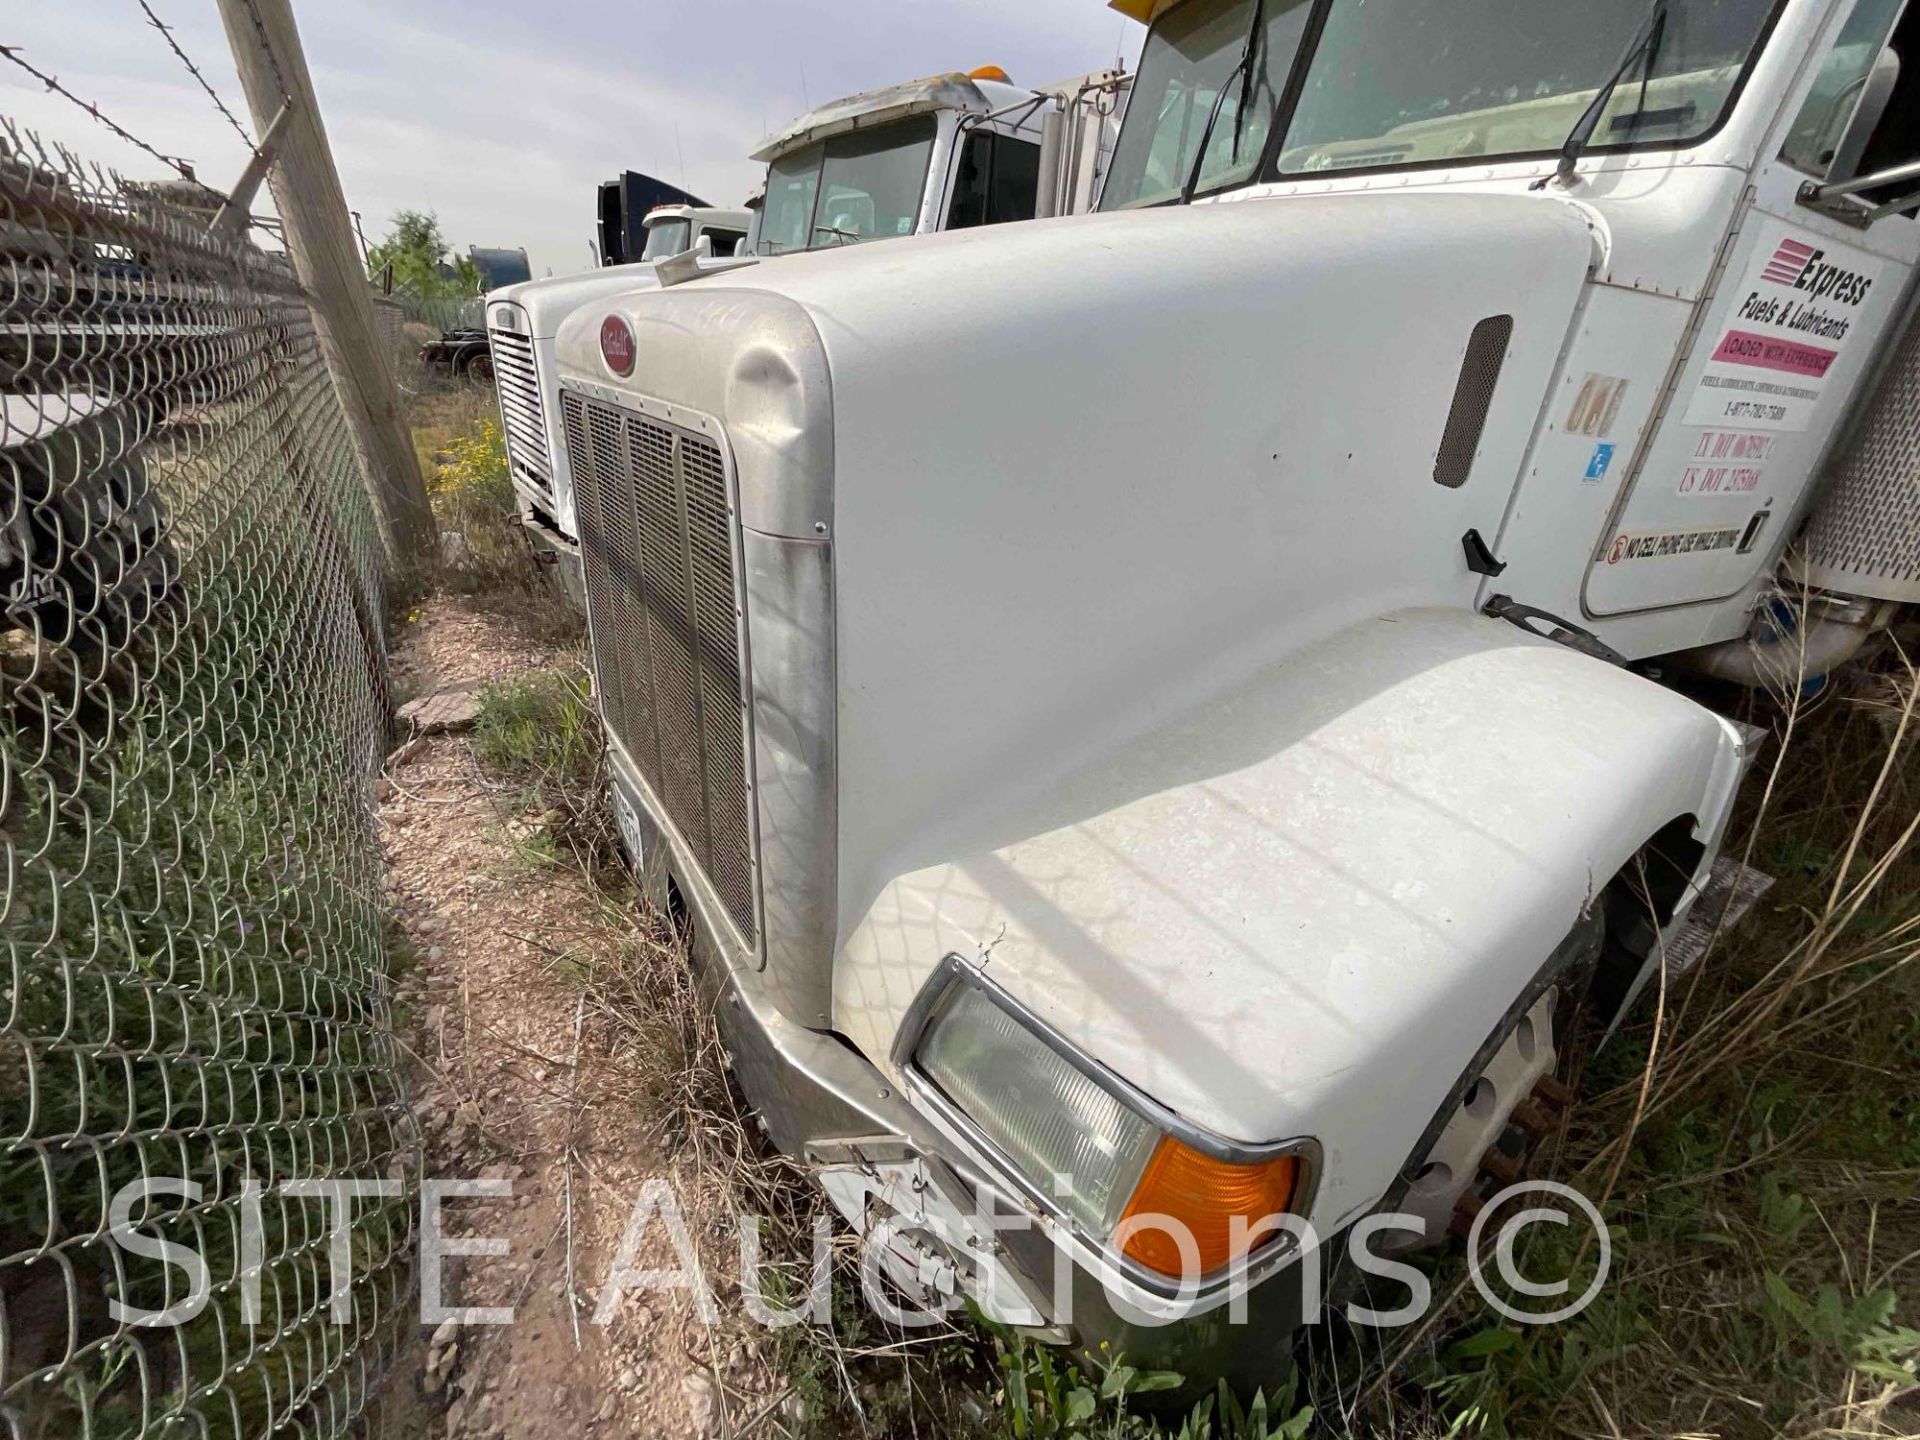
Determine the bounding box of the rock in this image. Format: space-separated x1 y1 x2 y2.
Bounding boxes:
594 1395 618 1423
617 1367 639 1393
397 682 485 737
430 1318 461 1352
682 1372 717 1435
375 777 397 803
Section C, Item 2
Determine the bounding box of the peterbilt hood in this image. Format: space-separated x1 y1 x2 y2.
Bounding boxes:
553 191 1652 1217
489 264 664 338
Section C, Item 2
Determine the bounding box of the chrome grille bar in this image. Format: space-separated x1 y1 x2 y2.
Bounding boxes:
488 323 553 507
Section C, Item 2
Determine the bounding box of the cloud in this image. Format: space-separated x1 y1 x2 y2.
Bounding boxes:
4 0 1142 279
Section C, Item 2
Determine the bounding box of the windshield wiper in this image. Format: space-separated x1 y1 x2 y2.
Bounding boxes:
1537 0 1670 190
811 223 861 246
1181 0 1266 204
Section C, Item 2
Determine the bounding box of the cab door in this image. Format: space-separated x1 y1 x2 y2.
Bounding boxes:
1586 0 1920 617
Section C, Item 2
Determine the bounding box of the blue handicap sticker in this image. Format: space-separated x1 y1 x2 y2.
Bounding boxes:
1584 443 1617 483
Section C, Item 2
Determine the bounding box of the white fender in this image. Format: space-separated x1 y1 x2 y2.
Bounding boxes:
834 607 1748 1233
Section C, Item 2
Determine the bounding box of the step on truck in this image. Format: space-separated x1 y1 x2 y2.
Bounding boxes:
484 66 1130 608
553 0 1920 1388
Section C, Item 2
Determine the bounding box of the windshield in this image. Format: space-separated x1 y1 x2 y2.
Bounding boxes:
640 218 692 262
1102 0 1316 209
1104 0 1782 199
756 117 940 254
1281 0 1780 175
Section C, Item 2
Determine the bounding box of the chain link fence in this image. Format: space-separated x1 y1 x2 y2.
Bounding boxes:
1 122 416 1438
384 287 482 338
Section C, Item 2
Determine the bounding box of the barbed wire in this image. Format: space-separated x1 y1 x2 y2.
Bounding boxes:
240 0 295 107
0 41 287 238
135 0 256 152
0 42 206 183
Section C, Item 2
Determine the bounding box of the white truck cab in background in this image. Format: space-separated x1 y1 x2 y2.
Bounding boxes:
484 66 1129 604
638 204 752 263
555 0 1920 1388
487 204 749 537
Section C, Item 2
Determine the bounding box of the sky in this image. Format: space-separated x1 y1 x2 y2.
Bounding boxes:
4 1 1143 278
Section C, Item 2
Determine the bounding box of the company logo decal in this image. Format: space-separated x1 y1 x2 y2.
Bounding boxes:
1682 226 1884 434
1765 237 1877 307
599 315 636 377
1760 237 1816 287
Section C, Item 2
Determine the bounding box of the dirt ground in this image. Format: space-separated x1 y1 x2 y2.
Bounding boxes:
376 595 785 1439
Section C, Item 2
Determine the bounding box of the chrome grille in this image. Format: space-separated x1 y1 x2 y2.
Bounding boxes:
489 322 553 510
562 390 757 941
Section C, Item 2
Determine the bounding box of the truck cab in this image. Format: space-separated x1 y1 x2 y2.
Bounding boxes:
486 66 1129 606
553 0 1920 1384
638 204 752 263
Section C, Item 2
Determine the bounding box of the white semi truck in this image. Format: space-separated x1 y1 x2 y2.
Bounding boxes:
554 0 1920 1386
636 204 752 264
484 67 1129 603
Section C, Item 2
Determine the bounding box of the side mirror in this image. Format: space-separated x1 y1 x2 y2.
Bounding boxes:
1799 154 1920 227
1798 47 1919 230
1828 46 1901 182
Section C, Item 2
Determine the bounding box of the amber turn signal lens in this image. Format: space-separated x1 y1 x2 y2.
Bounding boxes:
1116 1137 1301 1279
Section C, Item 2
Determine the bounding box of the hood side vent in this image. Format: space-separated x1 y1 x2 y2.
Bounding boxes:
1434 314 1514 490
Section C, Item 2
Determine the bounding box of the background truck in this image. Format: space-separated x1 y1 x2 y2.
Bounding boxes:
596 170 709 267
485 65 1130 606
550 0 1920 1387
635 203 753 264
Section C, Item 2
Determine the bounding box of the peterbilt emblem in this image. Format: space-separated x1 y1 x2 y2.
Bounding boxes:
490 306 517 332
600 315 636 377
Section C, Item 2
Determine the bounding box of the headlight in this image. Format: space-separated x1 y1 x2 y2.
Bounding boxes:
901 958 1312 1284
915 981 1159 1234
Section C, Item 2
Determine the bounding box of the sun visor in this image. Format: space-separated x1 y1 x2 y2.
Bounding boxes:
751 74 988 163
1109 0 1188 23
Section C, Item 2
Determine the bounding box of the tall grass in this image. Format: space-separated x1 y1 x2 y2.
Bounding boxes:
1327 648 1920 1438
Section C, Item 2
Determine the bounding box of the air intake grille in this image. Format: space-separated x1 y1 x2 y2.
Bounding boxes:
489 322 554 510
1434 315 1514 489
1802 310 1920 603
562 391 758 940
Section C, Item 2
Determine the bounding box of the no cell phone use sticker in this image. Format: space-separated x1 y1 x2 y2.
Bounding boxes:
1603 525 1743 565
